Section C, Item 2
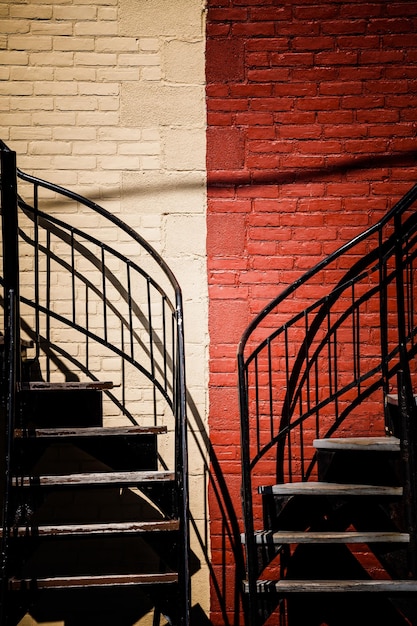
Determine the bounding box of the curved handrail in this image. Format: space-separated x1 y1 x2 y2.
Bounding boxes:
0 140 190 623
238 180 417 624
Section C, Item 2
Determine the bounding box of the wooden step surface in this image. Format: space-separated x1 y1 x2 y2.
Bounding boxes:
244 579 417 594
13 470 175 487
243 530 410 545
313 436 400 452
386 393 417 406
8 572 178 591
14 425 167 439
19 381 114 391
259 482 403 497
3 520 180 538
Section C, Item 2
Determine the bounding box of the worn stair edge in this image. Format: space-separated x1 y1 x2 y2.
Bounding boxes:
313 436 400 452
243 579 417 594
4 520 180 538
386 393 417 406
14 425 167 438
19 381 114 391
259 482 403 497
9 572 179 591
242 530 410 545
13 470 175 487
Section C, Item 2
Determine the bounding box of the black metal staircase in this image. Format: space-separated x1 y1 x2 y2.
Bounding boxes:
0 141 190 625
238 182 417 625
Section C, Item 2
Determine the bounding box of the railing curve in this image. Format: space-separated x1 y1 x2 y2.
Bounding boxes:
0 140 190 623
238 181 417 621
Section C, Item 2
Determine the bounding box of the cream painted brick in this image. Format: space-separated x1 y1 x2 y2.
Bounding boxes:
31 23 73 36
0 112 32 126
11 96 53 111
0 97 10 111
29 141 71 155
32 111 76 126
11 127 52 140
54 68 96 81
118 142 159 156
98 7 117 20
164 128 206 171
139 38 159 52
0 67 9 79
74 52 116 66
96 68 139 81
54 127 96 140
95 37 138 53
52 155 96 169
10 5 52 19
142 129 160 141
76 111 119 125
164 40 204 85
29 51 74 66
11 67 54 81
98 128 142 141
119 0 205 38
53 6 97 20
34 82 78 96
0 82 33 95
56 96 97 111
142 66 162 81
0 35 6 48
121 84 203 127
141 156 160 170
0 20 30 34
2 51 28 65
0 7 9 18
74 22 117 36
99 155 139 170
9 35 52 51
99 96 119 111
53 37 95 52
77 171 120 186
80 83 119 95
17 154 54 170
118 53 160 67
122 171 205 215
73 141 117 155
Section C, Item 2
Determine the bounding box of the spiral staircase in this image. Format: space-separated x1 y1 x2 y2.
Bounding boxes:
238 182 417 625
0 141 190 626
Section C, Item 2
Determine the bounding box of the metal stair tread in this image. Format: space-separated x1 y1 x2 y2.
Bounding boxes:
243 530 410 545
244 579 417 594
259 481 403 496
8 572 179 590
313 436 400 452
14 425 167 438
3 519 180 537
13 469 175 487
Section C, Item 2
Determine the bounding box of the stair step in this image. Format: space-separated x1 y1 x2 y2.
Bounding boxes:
8 572 178 590
259 482 403 497
14 425 167 438
313 436 400 452
386 393 417 406
13 470 175 487
19 381 114 391
244 530 410 545
244 579 417 594
4 520 180 537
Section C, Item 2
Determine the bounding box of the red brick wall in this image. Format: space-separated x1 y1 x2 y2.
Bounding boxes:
206 2 417 624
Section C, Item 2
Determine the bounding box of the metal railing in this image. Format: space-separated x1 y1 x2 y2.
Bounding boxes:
238 181 417 624
0 140 190 624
